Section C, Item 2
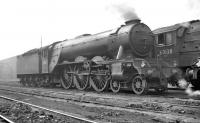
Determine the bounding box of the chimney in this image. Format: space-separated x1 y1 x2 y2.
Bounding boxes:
125 19 141 25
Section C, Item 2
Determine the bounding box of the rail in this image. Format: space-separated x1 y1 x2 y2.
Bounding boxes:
0 114 14 123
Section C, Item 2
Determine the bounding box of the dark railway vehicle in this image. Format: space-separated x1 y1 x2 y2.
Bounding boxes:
17 19 168 94
153 20 200 89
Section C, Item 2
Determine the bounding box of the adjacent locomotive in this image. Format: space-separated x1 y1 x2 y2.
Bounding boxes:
17 19 168 94
153 20 200 89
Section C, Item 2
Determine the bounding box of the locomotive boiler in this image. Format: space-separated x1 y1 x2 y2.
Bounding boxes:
153 20 200 89
17 19 168 94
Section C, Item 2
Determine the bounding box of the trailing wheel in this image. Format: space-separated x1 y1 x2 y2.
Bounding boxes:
90 75 110 92
110 80 120 93
132 75 148 95
61 69 73 89
49 75 60 87
74 74 89 91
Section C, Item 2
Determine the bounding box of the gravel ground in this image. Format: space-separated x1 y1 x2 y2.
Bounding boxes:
0 98 86 123
0 91 156 123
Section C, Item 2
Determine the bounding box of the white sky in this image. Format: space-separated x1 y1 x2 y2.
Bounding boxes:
0 0 200 60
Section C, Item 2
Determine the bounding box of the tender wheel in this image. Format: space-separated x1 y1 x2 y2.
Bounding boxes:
132 76 148 95
74 74 89 91
90 75 110 92
23 76 28 87
27 76 32 87
61 69 73 89
19 77 26 86
32 76 39 87
38 76 45 87
34 76 40 87
110 80 120 93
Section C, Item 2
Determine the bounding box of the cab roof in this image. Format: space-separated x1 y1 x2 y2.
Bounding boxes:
153 20 200 34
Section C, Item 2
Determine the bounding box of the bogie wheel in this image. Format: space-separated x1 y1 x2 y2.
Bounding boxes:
90 75 110 92
110 80 120 93
132 76 148 95
61 69 73 89
74 74 89 91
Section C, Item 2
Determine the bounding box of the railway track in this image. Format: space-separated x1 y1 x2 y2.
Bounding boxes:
0 86 199 109
0 95 97 123
0 89 187 123
0 86 200 119
0 85 200 122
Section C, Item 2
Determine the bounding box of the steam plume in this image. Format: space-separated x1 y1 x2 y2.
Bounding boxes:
188 0 200 10
108 3 140 22
178 79 188 89
186 87 200 96
178 79 200 96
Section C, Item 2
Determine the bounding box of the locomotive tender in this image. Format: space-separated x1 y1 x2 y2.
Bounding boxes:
154 20 200 89
17 19 168 94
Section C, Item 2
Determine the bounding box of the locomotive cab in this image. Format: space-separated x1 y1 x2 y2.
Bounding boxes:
154 20 200 89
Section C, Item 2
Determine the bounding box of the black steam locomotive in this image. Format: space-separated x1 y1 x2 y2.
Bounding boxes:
17 19 168 95
154 20 200 89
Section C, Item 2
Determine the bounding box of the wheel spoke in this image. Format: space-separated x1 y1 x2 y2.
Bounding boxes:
61 68 73 89
74 74 89 90
90 75 109 92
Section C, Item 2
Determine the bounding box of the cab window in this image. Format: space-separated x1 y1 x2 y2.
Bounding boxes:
157 32 173 45
157 34 165 45
165 33 173 45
